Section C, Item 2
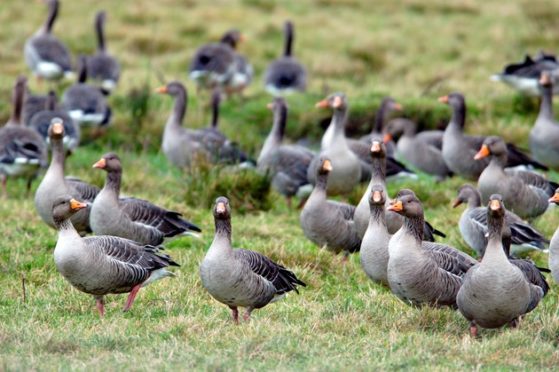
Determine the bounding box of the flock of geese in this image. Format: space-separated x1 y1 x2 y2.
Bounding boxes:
2 0 559 335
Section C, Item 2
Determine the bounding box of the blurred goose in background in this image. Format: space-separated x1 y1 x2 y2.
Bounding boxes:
387 190 477 308
0 76 47 195
52 196 179 316
24 0 73 81
453 184 548 257
530 71 559 169
549 190 559 283
201 197 305 323
35 119 98 234
258 97 314 207
28 91 79 152
439 93 548 180
264 21 306 96
457 195 545 337
353 137 444 241
307 93 361 194
301 157 361 258
491 52 559 96
62 56 111 128
90 153 201 245
384 118 451 180
22 90 49 126
359 97 402 155
86 11 120 95
475 136 557 219
190 29 250 93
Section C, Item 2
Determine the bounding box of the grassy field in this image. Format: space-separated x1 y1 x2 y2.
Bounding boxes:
2 0 559 370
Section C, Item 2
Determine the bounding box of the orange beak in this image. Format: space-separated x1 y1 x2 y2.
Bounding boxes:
371 141 381 153
52 122 64 135
393 102 403 111
266 102 274 110
549 192 559 204
438 95 449 104
383 133 393 144
489 199 501 211
315 99 329 109
540 72 551 85
322 159 333 172
387 200 403 212
474 144 490 160
69 199 88 211
452 198 462 208
239 34 246 43
92 158 106 169
155 86 168 94
372 190 382 203
216 202 226 213
332 96 343 108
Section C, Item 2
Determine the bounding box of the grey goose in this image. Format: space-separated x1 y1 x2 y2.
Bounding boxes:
530 71 559 169
257 97 314 207
548 190 559 283
0 76 47 195
457 195 545 336
453 184 548 257
200 197 305 323
52 196 179 316
475 136 557 219
387 190 477 308
35 119 98 234
359 97 402 155
86 11 120 95
24 0 73 81
264 21 307 96
300 157 361 258
90 153 201 245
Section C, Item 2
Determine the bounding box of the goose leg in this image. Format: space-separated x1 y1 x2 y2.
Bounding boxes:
229 306 239 324
95 296 105 317
26 177 33 197
1 175 6 198
243 307 254 322
286 197 292 209
123 284 142 312
469 321 478 338
509 318 520 329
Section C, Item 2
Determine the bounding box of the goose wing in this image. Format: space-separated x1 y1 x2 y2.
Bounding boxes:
424 242 477 276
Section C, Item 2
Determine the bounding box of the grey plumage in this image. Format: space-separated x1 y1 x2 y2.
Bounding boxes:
530 72 559 169
548 190 559 283
200 196 305 322
86 11 120 94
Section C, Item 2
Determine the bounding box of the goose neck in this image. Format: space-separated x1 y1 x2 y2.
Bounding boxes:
95 13 106 52
483 213 508 261
42 0 58 34
450 102 466 131
284 24 293 57
403 214 424 244
539 85 554 119
48 138 65 177
169 91 187 128
102 170 121 199
369 204 386 227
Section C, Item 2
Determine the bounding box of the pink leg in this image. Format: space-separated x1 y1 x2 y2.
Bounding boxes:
286 197 292 209
469 321 478 338
243 307 253 322
229 306 239 324
95 297 105 317
123 284 142 312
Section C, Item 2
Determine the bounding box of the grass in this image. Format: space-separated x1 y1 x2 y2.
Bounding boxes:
1 0 559 370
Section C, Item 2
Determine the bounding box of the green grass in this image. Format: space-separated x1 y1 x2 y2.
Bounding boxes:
2 0 559 370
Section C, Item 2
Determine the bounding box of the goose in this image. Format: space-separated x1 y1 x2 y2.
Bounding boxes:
491 52 559 96
62 56 111 128
353 137 444 240
35 119 98 234
384 118 452 180
52 196 179 316
90 153 201 245
359 97 402 155
387 190 477 308
530 71 559 169
28 91 80 152
22 90 49 126
453 184 548 257
258 97 314 207
475 136 557 219
0 76 47 195
300 157 361 258
190 29 249 92
264 21 306 96
307 93 361 195
24 0 73 81
548 190 559 282
457 194 545 337
200 196 305 323
86 11 120 95
439 93 548 179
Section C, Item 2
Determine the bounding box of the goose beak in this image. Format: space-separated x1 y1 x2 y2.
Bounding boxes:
266 102 274 110
489 199 501 211
393 102 403 111
315 99 329 109
51 122 64 135
474 144 490 160
70 199 88 211
549 192 559 204
452 198 462 208
540 72 551 85
371 141 381 153
383 133 392 144
216 202 226 213
438 95 449 104
387 200 403 212
372 190 382 203
239 34 246 42
92 158 106 169
332 96 343 108
155 86 168 94
322 159 333 172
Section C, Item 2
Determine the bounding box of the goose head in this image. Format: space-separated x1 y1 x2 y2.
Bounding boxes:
315 93 347 111
214 196 231 220
388 189 423 218
317 157 333 176
549 188 559 204
267 96 288 113
220 29 244 49
369 137 386 159
48 117 65 140
155 81 186 97
92 152 121 173
438 92 465 109
540 71 553 88
452 184 478 208
487 194 506 219
369 184 386 206
52 195 87 223
474 136 506 160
